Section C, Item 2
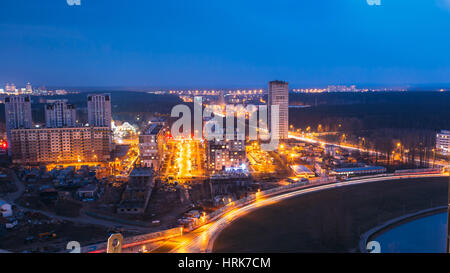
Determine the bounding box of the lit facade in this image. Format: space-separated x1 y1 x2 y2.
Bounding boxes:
87 93 112 128
268 80 289 139
207 139 246 172
437 130 450 156
5 95 32 130
5 83 16 93
10 126 111 164
25 82 33 93
5 95 32 155
138 124 167 170
45 99 77 128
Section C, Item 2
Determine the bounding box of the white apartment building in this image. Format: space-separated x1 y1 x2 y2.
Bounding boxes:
87 93 112 128
5 95 32 155
45 99 77 128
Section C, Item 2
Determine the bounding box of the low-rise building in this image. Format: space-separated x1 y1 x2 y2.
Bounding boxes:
436 130 450 156
210 172 252 198
290 165 316 178
76 184 99 200
117 167 155 215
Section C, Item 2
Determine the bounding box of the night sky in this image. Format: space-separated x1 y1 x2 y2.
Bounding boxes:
1 0 450 88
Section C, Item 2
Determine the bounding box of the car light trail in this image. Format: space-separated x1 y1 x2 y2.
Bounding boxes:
168 173 446 253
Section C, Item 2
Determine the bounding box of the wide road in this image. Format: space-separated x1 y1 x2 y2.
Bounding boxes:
289 132 448 167
161 139 206 182
146 173 447 253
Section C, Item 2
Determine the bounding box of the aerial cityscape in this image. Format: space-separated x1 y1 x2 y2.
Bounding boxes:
1 0 450 269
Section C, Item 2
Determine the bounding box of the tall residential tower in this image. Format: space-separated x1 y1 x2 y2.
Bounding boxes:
87 93 111 128
4 95 32 155
268 80 289 140
45 99 76 128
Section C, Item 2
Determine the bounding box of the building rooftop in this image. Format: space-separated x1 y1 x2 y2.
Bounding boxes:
142 124 163 135
269 80 288 85
130 167 154 177
291 165 314 174
77 184 98 193
151 117 167 123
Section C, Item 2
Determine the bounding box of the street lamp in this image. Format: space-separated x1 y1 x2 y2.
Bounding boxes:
290 153 296 164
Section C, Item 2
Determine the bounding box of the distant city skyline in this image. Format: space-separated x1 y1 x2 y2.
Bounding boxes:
2 82 448 92
1 1 450 87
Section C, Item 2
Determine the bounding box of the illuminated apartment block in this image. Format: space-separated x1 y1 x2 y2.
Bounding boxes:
138 123 167 170
10 126 111 164
87 93 112 128
45 99 77 128
207 139 246 172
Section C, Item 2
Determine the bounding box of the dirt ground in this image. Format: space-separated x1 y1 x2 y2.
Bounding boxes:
0 219 114 253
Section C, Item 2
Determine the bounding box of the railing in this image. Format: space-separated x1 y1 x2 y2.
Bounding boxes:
183 176 337 232
83 177 337 252
83 168 445 253
184 168 446 232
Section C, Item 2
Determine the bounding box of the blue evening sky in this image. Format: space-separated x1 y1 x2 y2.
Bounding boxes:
1 0 450 88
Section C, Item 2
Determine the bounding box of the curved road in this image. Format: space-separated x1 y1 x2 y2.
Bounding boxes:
144 173 447 253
